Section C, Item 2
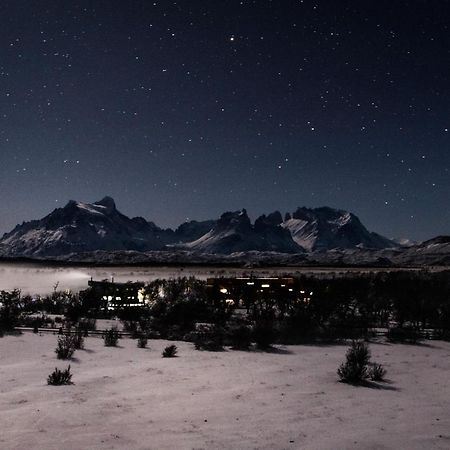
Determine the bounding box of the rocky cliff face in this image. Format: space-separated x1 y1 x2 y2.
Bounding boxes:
185 209 301 254
282 207 397 251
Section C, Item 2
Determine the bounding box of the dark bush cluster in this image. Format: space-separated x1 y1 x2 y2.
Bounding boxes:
387 326 421 344
162 344 178 358
55 334 77 359
72 329 85 350
228 324 252 350
369 362 387 381
3 269 450 349
252 319 276 349
337 341 387 383
137 335 148 348
192 324 224 351
0 290 21 332
337 341 371 383
47 365 73 385
103 327 120 347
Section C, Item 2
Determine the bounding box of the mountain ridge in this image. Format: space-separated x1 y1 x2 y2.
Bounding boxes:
1 197 447 265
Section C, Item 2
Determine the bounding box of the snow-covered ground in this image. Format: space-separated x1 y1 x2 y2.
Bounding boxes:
1 333 450 449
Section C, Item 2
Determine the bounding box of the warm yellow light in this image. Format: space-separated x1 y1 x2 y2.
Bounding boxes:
138 288 145 302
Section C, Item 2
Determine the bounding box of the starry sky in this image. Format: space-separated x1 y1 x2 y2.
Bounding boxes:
0 0 449 241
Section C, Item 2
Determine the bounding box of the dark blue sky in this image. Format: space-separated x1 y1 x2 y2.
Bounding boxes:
0 0 449 240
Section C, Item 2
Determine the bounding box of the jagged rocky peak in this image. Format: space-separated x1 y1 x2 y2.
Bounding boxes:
283 205 397 251
93 196 117 211
174 220 216 242
216 209 251 230
61 196 117 217
186 208 301 254
292 206 352 223
254 211 283 230
0 196 172 257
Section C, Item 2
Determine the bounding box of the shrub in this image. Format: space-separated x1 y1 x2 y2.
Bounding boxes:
0 289 21 330
253 320 276 350
55 334 76 360
229 324 252 350
162 344 178 357
193 324 224 351
137 336 148 348
369 362 387 381
73 330 84 350
387 326 421 344
47 365 73 385
122 320 138 333
337 340 371 383
103 327 120 347
77 318 96 333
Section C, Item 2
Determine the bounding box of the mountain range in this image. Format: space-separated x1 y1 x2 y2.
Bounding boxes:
0 197 448 266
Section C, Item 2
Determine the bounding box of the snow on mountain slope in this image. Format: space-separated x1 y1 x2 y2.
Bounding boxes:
186 209 301 254
0 197 172 257
282 207 397 251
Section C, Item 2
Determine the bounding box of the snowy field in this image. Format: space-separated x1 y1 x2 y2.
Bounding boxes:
1 333 450 449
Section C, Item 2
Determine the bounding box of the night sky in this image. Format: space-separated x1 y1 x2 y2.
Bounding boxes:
0 0 449 241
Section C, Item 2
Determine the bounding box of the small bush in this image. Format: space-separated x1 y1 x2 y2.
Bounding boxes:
47 365 73 385
55 334 76 360
103 327 120 347
369 362 387 381
77 318 96 333
162 344 178 358
253 320 276 350
193 324 224 351
137 336 148 348
387 326 421 344
73 330 84 350
122 320 138 333
229 324 252 350
337 340 371 383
